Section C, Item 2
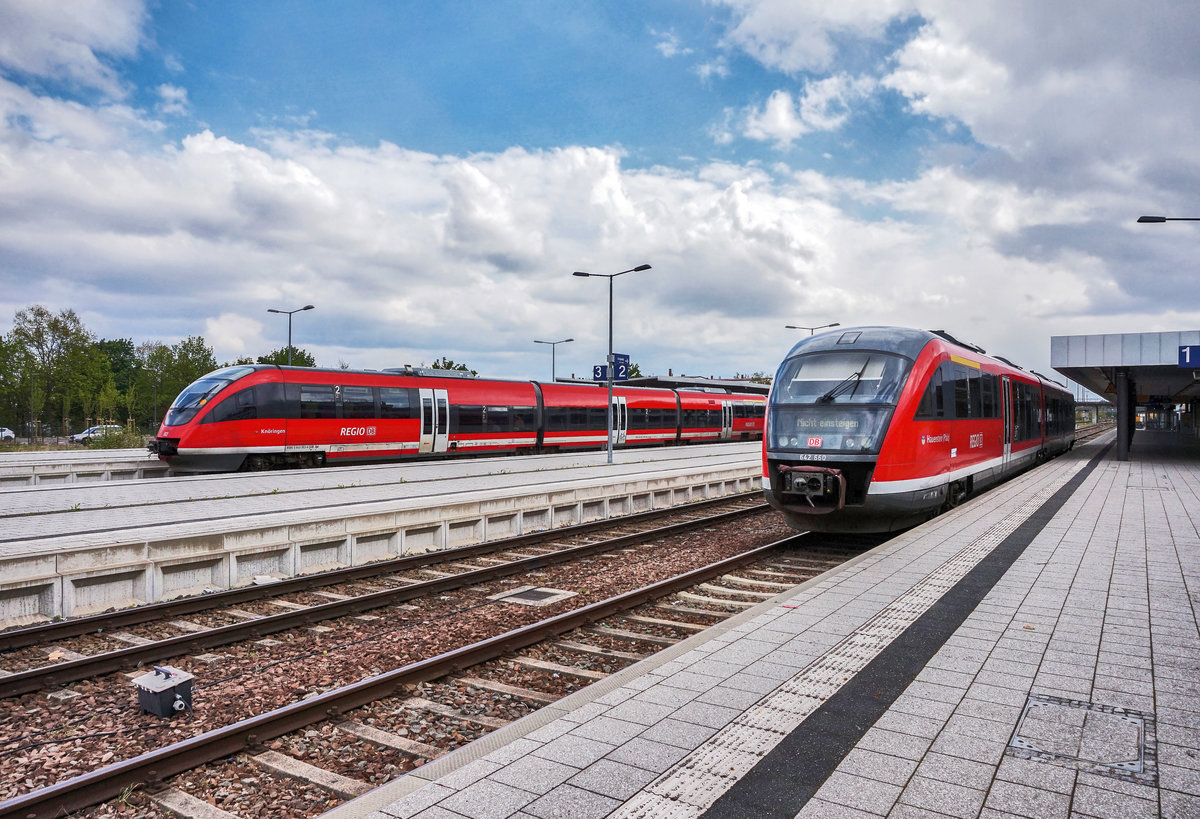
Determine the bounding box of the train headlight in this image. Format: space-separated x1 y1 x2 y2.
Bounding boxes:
789 436 798 447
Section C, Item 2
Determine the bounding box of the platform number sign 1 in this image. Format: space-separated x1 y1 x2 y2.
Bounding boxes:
1181 345 1200 368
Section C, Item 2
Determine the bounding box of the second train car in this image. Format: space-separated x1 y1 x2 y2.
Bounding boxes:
150 365 765 472
763 326 1074 533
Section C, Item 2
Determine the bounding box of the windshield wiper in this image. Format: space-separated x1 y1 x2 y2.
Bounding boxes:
817 361 869 403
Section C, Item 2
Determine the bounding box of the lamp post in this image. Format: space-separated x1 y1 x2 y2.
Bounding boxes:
573 264 652 463
267 304 315 366
785 322 841 335
533 338 573 382
1137 215 1200 223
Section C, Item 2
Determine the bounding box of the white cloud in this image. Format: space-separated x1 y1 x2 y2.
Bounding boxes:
0 0 146 97
742 75 876 147
714 0 916 74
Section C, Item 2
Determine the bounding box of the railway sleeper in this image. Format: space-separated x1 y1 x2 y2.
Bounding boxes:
336 719 442 759
676 591 757 610
252 749 372 800
653 602 732 619
454 675 560 706
149 786 240 819
402 695 510 730
506 656 608 681
698 582 777 599
553 639 649 662
623 614 707 632
584 625 680 647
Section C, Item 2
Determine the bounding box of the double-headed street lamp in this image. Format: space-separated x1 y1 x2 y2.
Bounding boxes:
533 338 573 382
267 304 315 366
573 263 652 464
786 322 840 335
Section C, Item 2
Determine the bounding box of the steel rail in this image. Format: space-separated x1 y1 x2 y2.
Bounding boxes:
0 502 771 698
0 535 801 819
0 493 762 652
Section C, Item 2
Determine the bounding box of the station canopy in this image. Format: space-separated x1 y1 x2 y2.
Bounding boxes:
1051 330 1200 404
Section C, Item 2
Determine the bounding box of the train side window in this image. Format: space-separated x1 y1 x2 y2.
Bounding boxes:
953 365 971 418
512 407 535 431
486 406 510 432
453 405 485 433
341 385 376 419
207 387 257 423
254 382 285 419
980 375 997 419
915 365 945 419
298 385 337 419
380 387 416 419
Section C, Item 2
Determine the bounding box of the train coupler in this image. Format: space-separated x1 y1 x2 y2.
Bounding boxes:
777 465 847 513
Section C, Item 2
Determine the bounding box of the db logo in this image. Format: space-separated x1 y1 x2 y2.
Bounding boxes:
807 437 823 448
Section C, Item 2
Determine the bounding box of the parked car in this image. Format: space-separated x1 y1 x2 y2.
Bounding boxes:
0 427 14 441
69 425 122 444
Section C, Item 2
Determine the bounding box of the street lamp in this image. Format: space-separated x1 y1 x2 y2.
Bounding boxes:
267 304 315 366
573 263 652 463
533 338 574 382
1137 215 1200 223
786 322 841 335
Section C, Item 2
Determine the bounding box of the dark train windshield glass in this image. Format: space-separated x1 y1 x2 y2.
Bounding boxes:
165 366 257 426
768 407 892 453
773 352 909 406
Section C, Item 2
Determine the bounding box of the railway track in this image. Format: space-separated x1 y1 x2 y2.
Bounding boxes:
0 495 766 694
0 499 873 817
0 530 862 818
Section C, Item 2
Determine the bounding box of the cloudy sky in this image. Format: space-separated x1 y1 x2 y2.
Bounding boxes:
1 1 1197 389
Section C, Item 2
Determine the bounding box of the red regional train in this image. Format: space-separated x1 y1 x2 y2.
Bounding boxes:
763 327 1075 533
149 365 765 472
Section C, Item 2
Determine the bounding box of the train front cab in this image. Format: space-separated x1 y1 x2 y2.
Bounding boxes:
763 331 919 532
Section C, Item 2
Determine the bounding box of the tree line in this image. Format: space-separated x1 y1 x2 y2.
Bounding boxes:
0 305 317 439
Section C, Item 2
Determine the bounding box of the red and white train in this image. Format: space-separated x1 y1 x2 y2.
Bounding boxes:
150 365 765 472
763 327 1075 533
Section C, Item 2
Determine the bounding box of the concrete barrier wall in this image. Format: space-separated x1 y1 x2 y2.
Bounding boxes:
0 465 760 627
0 454 171 487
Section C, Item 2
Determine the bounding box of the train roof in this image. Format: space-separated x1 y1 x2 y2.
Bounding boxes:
781 326 1057 388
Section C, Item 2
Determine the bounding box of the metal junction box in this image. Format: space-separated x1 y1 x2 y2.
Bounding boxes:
133 665 194 717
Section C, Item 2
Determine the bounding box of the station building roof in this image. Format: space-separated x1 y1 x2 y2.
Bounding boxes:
1052 330 1200 404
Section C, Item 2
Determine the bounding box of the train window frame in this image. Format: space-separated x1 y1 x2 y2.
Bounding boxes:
340 385 376 420
380 387 416 420
298 384 338 420
205 386 258 423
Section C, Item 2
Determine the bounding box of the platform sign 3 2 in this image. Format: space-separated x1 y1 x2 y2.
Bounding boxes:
1180 345 1200 367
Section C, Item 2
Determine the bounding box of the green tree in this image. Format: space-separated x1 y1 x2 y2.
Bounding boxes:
428 357 477 376
257 346 317 367
10 305 97 436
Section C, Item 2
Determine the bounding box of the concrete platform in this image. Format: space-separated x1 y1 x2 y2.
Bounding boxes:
0 444 761 625
328 428 1200 818
0 448 170 486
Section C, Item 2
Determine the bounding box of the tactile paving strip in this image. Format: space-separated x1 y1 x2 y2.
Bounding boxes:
613 461 1088 818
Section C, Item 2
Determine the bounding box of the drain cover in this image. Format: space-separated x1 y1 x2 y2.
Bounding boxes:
1007 694 1157 786
488 585 577 607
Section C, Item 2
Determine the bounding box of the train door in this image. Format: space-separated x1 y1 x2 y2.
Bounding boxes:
1001 375 1012 471
612 396 628 444
418 388 449 453
720 401 733 440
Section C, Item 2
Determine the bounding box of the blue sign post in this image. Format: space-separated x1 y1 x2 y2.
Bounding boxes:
592 365 608 381
612 353 631 381
1180 345 1200 367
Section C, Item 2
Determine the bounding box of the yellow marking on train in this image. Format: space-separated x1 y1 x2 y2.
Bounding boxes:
950 355 981 369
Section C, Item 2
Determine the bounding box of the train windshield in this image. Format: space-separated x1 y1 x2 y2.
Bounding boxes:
164 366 257 427
768 352 909 454
774 352 909 405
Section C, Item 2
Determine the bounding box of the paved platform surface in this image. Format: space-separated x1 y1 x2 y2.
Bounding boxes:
328 429 1200 818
